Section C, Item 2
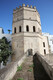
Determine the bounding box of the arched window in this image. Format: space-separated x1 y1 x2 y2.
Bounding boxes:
19 26 21 32
43 42 45 47
44 49 46 54
26 25 29 32
33 26 36 32
14 27 16 33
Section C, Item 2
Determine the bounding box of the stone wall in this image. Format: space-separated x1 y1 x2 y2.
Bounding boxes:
42 35 49 54
0 54 27 80
24 33 49 55
24 33 40 55
36 53 53 80
12 34 24 61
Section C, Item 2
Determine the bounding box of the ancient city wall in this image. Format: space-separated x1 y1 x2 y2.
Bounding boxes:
36 53 53 80
0 54 27 80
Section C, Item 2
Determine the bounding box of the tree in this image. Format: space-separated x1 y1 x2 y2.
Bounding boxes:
8 29 11 34
0 37 12 65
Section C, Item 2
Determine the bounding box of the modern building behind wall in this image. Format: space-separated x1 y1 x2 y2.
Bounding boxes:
43 33 53 53
12 4 49 61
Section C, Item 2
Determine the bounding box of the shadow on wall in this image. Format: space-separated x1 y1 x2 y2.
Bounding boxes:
33 53 51 80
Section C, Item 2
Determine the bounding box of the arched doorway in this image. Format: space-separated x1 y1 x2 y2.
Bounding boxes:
28 49 33 56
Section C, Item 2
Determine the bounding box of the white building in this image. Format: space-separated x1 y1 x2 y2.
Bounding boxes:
43 33 53 53
0 27 4 34
0 27 11 42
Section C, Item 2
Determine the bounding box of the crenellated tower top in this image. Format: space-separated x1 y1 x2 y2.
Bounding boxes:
13 4 36 10
13 4 40 18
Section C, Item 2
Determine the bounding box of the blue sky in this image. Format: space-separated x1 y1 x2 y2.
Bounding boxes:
0 0 53 34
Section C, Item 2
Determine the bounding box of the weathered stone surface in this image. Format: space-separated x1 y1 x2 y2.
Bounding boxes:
12 4 49 61
0 54 27 80
36 53 53 80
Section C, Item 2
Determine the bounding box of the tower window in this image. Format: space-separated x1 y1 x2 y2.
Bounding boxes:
14 27 16 33
44 49 46 54
26 25 29 32
19 26 21 32
43 42 45 47
33 26 36 32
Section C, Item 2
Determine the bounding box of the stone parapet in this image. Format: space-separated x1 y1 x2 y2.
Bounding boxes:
0 54 27 80
36 53 53 80
13 4 36 12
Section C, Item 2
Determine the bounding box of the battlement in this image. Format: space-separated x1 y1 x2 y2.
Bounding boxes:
13 4 36 11
13 4 40 18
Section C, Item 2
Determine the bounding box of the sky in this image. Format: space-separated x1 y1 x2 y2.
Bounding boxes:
0 0 53 34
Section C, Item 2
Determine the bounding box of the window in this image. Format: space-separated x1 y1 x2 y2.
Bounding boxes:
43 42 45 47
26 25 29 32
14 27 16 33
52 41 53 44
19 26 21 32
33 26 35 32
2 29 4 33
44 49 46 54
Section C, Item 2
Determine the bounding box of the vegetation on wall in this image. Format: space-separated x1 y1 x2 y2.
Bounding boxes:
0 37 12 65
17 66 22 72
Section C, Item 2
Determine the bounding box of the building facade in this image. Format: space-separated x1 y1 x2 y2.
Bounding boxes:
43 33 53 53
12 4 49 61
0 27 11 42
0 27 4 34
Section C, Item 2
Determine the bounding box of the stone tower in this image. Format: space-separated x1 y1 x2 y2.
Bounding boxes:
12 4 49 61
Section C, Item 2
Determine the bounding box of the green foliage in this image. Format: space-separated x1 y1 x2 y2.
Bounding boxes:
8 29 11 34
0 37 12 65
17 66 22 71
17 78 24 80
0 56 2 63
29 64 34 67
28 69 32 72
